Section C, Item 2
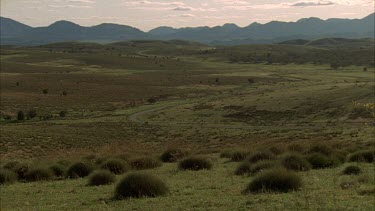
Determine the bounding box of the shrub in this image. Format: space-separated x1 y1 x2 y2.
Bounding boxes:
88 170 115 186
281 153 311 171
245 168 302 193
17 111 25 121
3 161 21 170
230 151 249 162
248 151 275 163
308 144 332 156
130 157 162 170
235 162 251 176
49 164 65 178
27 109 37 119
0 169 17 185
160 149 187 162
66 162 94 179
219 150 233 158
13 163 31 180
25 168 52 182
348 150 374 163
306 153 339 169
101 159 129 175
115 173 168 199
178 157 212 171
249 161 276 175
342 165 361 175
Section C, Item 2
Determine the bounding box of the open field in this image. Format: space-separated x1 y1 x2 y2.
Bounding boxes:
0 41 374 210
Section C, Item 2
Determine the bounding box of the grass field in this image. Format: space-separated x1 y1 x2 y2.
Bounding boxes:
0 42 374 210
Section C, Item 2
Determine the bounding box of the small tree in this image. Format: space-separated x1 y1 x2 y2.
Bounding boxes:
363 67 368 72
42 89 49 94
17 111 25 121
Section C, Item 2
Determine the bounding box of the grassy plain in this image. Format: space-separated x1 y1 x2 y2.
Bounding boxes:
0 41 374 210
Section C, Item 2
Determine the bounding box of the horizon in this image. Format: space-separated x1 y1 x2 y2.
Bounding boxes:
0 0 374 31
1 12 374 33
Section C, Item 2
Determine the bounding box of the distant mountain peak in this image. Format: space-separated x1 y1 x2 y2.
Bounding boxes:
49 20 81 27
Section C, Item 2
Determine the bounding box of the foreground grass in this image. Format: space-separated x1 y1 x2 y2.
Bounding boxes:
1 157 374 210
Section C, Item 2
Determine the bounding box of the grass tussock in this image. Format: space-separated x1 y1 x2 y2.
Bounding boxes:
130 157 162 170
245 168 302 193
101 159 129 175
178 157 212 171
306 153 340 169
49 164 66 178
281 153 311 171
230 151 250 162
160 149 188 162
248 161 276 175
115 173 168 199
348 150 374 163
88 170 115 186
342 165 361 175
25 168 53 182
0 169 17 185
248 151 275 163
235 162 251 176
66 162 94 179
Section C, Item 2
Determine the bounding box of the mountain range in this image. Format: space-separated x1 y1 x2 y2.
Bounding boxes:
0 13 374 46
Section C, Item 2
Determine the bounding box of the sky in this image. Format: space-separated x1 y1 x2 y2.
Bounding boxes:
0 0 374 31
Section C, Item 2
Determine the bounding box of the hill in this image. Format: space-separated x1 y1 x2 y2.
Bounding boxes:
1 13 374 46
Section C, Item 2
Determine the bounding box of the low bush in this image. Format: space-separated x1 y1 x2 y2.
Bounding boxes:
249 161 276 175
101 159 129 175
248 151 275 163
178 157 212 171
348 150 374 163
281 153 311 171
115 173 168 199
287 143 305 152
25 168 52 182
49 164 65 178
160 149 187 162
245 168 302 193
66 162 94 179
235 162 251 176
306 153 340 169
13 163 31 180
88 170 115 186
269 146 285 155
220 150 233 158
342 165 361 175
3 161 21 170
308 144 332 156
230 151 249 162
0 169 17 185
130 157 162 170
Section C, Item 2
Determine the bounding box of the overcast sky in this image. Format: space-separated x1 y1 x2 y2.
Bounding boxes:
0 0 373 31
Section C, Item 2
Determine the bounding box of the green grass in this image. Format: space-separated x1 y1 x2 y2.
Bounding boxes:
0 158 374 210
0 43 374 209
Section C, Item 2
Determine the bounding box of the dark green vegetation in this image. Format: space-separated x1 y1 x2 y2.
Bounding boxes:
178 157 212 171
88 170 116 186
245 168 302 193
115 173 168 199
0 40 374 210
100 159 129 175
342 165 362 175
0 169 17 185
66 162 94 179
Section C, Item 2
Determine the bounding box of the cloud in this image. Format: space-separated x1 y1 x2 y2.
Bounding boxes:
173 6 192 11
291 1 334 7
68 0 95 3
